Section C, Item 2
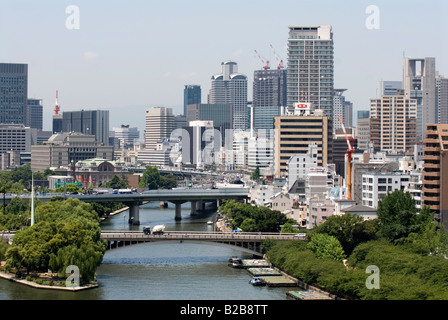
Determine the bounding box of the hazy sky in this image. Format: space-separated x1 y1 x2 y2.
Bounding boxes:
0 0 446 134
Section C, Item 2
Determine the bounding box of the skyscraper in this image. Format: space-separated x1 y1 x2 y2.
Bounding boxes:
403 57 437 142
210 61 248 130
436 74 448 124
183 85 201 116
61 110 110 146
369 90 417 153
287 26 334 117
145 107 175 150
333 89 352 132
26 98 43 130
0 63 28 125
252 68 287 131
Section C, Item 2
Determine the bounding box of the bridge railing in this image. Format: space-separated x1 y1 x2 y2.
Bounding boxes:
100 230 304 241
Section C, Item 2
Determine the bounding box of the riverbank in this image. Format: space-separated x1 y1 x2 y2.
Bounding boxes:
0 269 98 291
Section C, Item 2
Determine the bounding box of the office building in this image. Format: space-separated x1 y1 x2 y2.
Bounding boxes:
252 68 287 131
369 91 417 153
210 61 248 130
362 172 411 208
182 120 220 168
403 57 437 142
274 108 332 178
377 81 402 96
31 133 114 172
333 89 352 131
111 125 140 147
61 110 110 146
0 124 35 166
422 124 448 229
145 107 175 150
286 26 334 117
184 85 201 116
25 99 43 130
436 74 448 124
186 103 232 142
287 144 318 187
0 63 28 125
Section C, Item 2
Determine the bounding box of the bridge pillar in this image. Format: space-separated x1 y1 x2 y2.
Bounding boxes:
190 200 198 216
128 202 141 225
123 201 142 225
171 200 186 221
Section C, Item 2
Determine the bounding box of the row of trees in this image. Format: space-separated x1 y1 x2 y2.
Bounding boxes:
264 190 448 299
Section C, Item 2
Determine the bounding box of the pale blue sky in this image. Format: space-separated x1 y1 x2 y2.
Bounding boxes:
0 0 446 134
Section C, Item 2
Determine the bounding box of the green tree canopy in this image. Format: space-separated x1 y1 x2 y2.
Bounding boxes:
307 233 346 261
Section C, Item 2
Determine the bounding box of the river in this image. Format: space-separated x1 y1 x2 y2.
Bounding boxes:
0 202 292 300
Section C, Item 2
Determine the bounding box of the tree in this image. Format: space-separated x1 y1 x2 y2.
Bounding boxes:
104 175 129 189
307 233 346 261
308 213 379 255
4 199 105 282
251 166 260 181
139 166 177 189
376 190 420 244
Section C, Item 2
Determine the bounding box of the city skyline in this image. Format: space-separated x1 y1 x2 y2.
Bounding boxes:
0 0 446 134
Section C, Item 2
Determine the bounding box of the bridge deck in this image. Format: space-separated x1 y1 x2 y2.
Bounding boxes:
101 230 303 242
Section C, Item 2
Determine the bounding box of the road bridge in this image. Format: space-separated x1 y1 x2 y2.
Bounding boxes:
1 188 250 224
101 230 304 256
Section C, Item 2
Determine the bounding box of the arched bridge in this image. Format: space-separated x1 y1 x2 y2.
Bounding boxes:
101 230 304 256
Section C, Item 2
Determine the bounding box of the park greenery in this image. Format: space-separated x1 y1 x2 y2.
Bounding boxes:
3 198 106 285
262 190 448 300
219 200 296 232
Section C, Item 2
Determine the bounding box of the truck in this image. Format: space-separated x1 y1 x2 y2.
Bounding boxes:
152 225 165 235
143 225 165 235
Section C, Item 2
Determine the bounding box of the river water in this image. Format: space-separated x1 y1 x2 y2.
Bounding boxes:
0 202 292 300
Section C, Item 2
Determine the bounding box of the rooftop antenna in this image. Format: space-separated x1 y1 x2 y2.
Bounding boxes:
54 90 60 115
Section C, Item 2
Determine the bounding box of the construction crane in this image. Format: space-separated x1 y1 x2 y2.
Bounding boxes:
254 50 270 70
270 44 284 69
338 114 355 200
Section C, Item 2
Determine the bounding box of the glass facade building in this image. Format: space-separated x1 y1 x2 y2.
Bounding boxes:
0 63 28 125
287 26 334 118
252 69 286 131
183 85 201 116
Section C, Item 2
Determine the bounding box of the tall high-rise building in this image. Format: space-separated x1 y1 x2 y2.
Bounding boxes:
403 57 437 142
145 107 175 150
112 125 140 146
274 109 332 178
210 61 248 130
186 103 232 143
369 90 417 153
252 68 287 131
61 110 110 146
436 73 448 124
422 124 448 229
0 63 28 125
333 89 353 131
286 26 334 117
183 85 201 116
25 98 43 130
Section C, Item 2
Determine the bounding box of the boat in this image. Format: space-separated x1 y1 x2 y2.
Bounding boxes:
228 256 244 268
249 277 265 286
207 220 213 225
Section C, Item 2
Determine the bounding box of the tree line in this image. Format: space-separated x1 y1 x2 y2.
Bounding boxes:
263 190 448 300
